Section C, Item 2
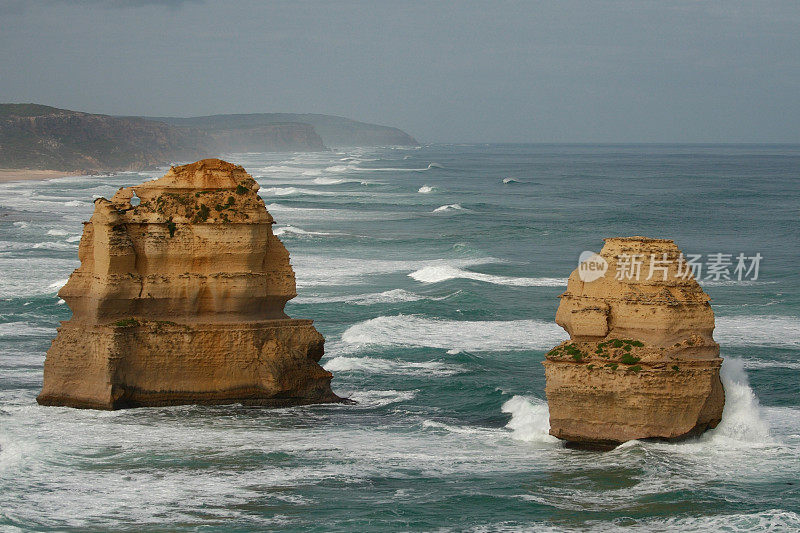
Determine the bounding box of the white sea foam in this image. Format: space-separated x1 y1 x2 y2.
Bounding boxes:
344 389 418 407
323 356 463 377
260 187 337 197
0 322 55 338
410 264 567 287
703 358 772 445
266 203 408 223
66 235 82 243
341 315 567 351
292 255 499 287
0 257 76 298
312 177 366 185
272 225 338 238
427 162 444 169
418 185 435 193
502 396 559 444
32 241 76 250
432 203 465 213
46 229 68 236
324 164 357 173
741 359 800 370
12 221 29 228
48 279 68 291
502 177 521 184
537 510 800 532
0 433 26 473
715 315 800 348
293 288 428 305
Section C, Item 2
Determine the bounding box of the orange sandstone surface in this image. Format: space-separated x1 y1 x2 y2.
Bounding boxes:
38 159 344 409
543 237 724 447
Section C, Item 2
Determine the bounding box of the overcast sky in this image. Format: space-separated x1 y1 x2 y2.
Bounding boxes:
1 0 799 142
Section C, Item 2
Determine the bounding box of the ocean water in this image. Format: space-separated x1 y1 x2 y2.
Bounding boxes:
0 144 798 531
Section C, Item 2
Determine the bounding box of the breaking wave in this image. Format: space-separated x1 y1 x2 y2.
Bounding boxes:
272 225 338 238
343 389 418 408
502 396 559 444
715 315 800 348
341 315 567 352
293 288 430 305
291 255 499 287
260 187 337 197
312 177 366 185
432 204 466 213
409 264 566 287
703 358 771 445
323 356 464 377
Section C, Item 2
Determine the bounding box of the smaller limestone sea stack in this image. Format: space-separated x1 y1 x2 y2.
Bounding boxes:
38 158 343 409
543 237 725 447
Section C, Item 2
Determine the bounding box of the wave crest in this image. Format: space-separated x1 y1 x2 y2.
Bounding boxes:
409 264 566 287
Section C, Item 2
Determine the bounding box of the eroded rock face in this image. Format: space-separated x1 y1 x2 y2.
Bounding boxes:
38 158 342 409
543 237 724 446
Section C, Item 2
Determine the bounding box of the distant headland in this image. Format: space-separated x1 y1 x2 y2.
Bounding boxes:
0 103 418 175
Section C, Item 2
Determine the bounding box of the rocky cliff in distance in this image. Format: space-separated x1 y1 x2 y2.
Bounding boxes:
206 122 325 152
153 113 419 148
543 237 724 448
1 104 418 172
38 158 343 409
0 104 213 172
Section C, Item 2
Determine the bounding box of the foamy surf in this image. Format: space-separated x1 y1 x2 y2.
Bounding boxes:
410 264 567 287
432 204 466 213
292 288 430 305
291 255 500 287
715 315 800 348
341 315 567 351
502 396 559 444
703 358 772 445
272 225 339 238
260 187 337 197
343 389 418 408
312 177 367 185
323 356 464 377
418 185 435 193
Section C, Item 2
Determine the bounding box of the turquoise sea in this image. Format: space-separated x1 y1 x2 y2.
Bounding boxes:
0 144 798 531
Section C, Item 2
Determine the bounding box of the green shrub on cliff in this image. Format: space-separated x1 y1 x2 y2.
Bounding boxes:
620 353 641 365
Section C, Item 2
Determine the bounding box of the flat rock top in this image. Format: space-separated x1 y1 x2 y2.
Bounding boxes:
136 158 259 192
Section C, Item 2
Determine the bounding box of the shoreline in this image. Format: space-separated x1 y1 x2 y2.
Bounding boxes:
0 169 85 183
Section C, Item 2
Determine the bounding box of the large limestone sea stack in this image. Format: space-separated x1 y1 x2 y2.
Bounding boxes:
38 159 342 409
543 237 724 447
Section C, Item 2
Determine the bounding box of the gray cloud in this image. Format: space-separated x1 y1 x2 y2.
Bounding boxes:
1 0 798 142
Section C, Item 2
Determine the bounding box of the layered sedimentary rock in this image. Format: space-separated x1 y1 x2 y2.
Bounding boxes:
38 158 342 409
543 237 724 446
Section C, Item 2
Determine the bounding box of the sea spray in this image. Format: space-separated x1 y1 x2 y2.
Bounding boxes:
704 357 772 444
502 396 559 444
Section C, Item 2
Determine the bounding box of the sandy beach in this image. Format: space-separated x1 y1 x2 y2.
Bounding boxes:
0 169 84 183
